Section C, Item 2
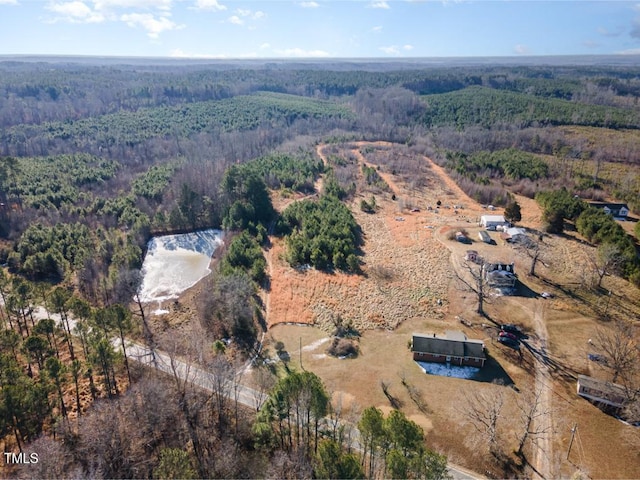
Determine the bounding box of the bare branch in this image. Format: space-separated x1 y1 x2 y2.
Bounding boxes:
594 319 638 383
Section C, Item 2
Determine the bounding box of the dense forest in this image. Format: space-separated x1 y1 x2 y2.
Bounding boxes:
1 58 640 478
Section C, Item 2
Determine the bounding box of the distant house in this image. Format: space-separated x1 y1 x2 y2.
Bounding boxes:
588 202 630 220
412 331 486 367
484 262 517 289
480 215 509 230
577 375 627 409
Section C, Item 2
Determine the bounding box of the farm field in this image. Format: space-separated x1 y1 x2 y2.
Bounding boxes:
260 142 640 479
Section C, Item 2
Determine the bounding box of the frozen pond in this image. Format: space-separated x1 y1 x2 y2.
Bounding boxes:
138 229 224 308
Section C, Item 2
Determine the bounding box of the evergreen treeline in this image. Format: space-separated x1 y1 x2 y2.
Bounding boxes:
238 151 324 193
445 148 549 183
422 86 640 129
535 190 640 285
278 191 361 272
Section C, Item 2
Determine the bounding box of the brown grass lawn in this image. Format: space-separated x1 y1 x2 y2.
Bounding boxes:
261 142 640 479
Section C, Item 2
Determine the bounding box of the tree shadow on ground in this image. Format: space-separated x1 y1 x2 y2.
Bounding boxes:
473 353 515 386
513 280 539 299
520 339 579 382
539 276 589 305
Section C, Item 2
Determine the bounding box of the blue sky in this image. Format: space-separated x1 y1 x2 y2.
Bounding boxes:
1 1 640 58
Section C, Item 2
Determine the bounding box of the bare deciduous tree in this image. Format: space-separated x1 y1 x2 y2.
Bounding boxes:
454 260 491 315
463 387 505 457
515 235 548 277
594 319 638 383
591 243 623 289
514 387 554 458
252 365 276 412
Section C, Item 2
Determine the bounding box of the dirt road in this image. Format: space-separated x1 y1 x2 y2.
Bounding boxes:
530 301 553 479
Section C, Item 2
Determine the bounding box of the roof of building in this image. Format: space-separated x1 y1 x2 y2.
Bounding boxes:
412 332 485 360
577 375 626 396
486 262 515 273
504 227 526 237
480 215 507 223
588 202 629 210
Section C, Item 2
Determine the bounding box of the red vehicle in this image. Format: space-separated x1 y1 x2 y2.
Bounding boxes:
499 331 518 341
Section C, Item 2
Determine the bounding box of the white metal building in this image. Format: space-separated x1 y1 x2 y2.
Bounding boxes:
479 215 509 230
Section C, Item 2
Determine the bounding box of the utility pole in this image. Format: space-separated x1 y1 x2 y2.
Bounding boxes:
567 423 577 460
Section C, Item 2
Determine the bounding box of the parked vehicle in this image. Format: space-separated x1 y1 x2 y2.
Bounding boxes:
499 331 518 341
498 336 520 350
501 324 523 337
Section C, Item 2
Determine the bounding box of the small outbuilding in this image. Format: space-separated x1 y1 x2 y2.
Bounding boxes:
480 215 509 230
501 227 528 243
478 230 492 243
412 331 486 367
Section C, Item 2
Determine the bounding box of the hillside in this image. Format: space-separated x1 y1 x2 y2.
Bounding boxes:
1 59 639 479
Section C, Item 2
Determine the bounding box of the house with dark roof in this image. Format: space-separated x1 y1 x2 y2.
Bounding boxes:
412 331 486 367
484 262 517 289
588 202 630 220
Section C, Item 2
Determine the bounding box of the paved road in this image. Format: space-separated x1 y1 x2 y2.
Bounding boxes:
125 340 483 480
26 301 482 480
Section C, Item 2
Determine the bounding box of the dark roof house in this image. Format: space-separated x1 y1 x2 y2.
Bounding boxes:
588 202 630 219
412 331 486 367
484 262 517 289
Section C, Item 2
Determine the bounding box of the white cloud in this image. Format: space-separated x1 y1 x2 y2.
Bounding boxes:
514 44 531 55
0 0 19 5
299 1 319 7
369 1 390 9
121 12 183 38
259 42 270 50
379 45 400 55
371 25 382 33
227 8 264 25
47 1 105 23
169 48 257 58
191 0 226 11
275 48 330 57
379 44 414 55
93 0 173 10
235 8 264 19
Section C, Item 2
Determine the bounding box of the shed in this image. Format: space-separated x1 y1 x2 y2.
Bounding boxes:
412 331 486 367
480 215 509 230
478 230 492 243
502 227 528 243
465 250 479 262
